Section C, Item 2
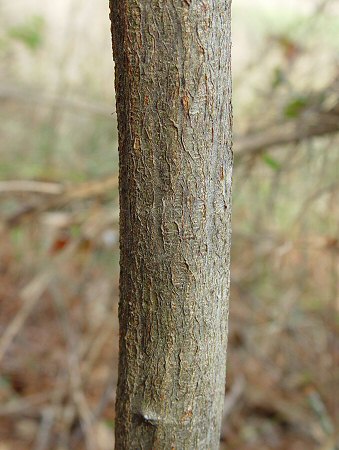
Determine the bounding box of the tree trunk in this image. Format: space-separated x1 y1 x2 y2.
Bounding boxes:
109 1 232 448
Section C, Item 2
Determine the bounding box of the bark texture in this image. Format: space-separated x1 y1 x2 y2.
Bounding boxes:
109 1 232 448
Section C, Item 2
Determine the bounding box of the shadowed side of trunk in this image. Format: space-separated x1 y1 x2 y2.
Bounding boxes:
109 1 233 448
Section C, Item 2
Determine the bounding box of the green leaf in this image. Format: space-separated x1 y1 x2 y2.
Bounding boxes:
271 66 285 89
8 15 45 51
283 95 308 118
105 419 115 429
10 226 24 245
262 154 281 171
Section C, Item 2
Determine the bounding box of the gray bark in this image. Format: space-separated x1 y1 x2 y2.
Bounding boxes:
109 1 233 448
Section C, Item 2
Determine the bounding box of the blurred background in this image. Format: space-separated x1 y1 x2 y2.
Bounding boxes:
0 0 338 449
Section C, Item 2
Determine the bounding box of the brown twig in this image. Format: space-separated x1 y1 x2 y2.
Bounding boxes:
236 109 339 158
0 180 63 195
0 271 53 365
0 84 114 117
2 176 118 226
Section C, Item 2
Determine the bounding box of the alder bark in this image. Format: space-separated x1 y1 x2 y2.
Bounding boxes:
109 1 232 448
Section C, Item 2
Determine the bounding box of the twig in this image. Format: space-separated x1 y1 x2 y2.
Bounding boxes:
236 109 339 158
0 84 114 117
34 407 56 450
4 176 118 226
51 282 97 450
0 392 52 416
0 180 63 195
0 238 81 365
223 376 245 419
0 271 52 365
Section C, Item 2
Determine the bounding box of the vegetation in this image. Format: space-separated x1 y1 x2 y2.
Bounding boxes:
0 1 338 449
